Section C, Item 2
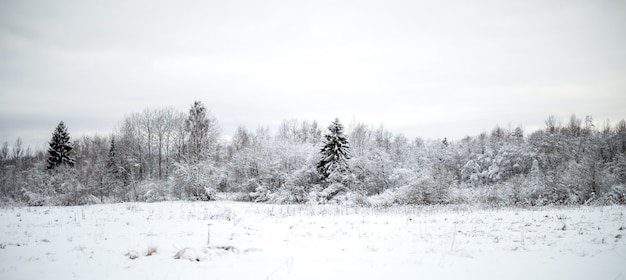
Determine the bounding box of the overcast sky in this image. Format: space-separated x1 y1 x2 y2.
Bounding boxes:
1 0 625 150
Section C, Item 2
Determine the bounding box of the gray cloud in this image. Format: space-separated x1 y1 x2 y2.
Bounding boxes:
1 0 625 149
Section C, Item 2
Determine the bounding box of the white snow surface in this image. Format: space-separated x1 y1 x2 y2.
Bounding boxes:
1 201 625 279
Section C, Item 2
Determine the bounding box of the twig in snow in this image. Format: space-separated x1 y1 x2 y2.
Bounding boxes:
265 257 294 280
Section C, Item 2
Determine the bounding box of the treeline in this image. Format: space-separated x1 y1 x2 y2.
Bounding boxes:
1 102 625 206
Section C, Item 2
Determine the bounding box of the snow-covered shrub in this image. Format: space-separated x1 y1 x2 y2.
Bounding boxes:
212 192 238 201
476 183 515 207
394 184 425 205
350 149 393 195
521 159 549 206
173 161 221 201
603 184 626 204
557 159 597 204
402 173 437 205
249 185 270 202
344 192 370 206
367 173 438 206
22 189 47 206
267 184 308 204
367 189 398 207
136 180 170 202
264 166 318 204
56 181 95 206
319 183 347 202
448 184 473 205
461 160 482 187
306 183 349 204
388 168 418 189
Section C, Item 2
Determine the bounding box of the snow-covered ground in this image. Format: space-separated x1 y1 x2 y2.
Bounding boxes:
0 201 624 279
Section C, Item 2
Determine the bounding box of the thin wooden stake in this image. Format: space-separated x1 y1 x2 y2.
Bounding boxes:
207 224 212 246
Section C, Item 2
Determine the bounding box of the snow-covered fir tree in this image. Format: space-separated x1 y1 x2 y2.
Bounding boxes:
317 118 351 182
104 138 125 192
106 138 117 173
46 121 75 169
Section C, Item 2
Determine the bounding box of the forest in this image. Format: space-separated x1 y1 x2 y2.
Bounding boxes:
1 101 625 206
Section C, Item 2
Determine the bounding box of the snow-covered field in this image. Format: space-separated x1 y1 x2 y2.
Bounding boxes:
1 202 625 280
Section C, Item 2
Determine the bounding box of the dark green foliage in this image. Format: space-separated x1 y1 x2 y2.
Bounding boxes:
317 118 351 182
47 121 75 169
106 138 118 175
3 110 626 206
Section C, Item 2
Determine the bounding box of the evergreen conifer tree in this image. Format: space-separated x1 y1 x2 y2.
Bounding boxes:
106 138 119 175
47 121 75 169
317 118 351 182
104 137 127 200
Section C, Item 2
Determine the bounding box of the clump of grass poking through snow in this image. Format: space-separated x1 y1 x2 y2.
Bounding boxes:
125 247 157 260
174 248 203 262
173 248 187 260
125 250 139 260
145 246 157 256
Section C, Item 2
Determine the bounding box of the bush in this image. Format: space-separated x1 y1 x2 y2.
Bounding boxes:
476 183 514 207
135 180 171 202
320 183 348 202
305 183 350 204
249 185 270 202
603 184 626 204
22 189 47 206
268 184 307 204
399 175 437 205
173 162 220 201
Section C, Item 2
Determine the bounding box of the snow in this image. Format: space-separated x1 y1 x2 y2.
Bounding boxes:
1 202 625 279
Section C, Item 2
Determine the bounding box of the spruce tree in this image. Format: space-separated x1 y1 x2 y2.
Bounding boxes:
104 137 126 200
106 138 119 175
317 118 351 182
47 121 75 169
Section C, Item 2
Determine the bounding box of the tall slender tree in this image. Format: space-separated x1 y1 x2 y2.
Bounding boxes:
106 138 119 176
104 137 127 201
185 101 219 162
47 121 75 169
0 141 8 160
317 118 351 182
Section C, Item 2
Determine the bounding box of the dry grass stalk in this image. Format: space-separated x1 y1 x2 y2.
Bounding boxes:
146 246 157 256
